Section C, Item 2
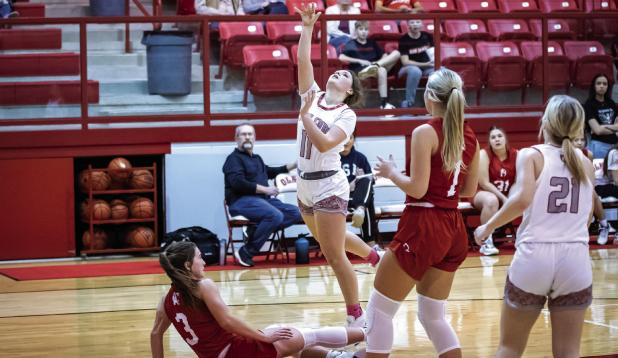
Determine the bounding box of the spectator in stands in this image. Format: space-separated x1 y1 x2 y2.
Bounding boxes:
222 124 302 267
374 0 423 13
242 0 288 15
575 133 613 245
398 19 434 108
594 143 618 245
584 74 617 159
472 126 518 256
325 0 361 51
339 21 400 110
340 131 378 242
0 0 18 20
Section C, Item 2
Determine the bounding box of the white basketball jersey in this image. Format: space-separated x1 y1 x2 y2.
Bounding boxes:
516 144 593 245
296 83 356 173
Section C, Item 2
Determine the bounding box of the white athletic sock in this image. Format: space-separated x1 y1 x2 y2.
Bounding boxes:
299 327 348 349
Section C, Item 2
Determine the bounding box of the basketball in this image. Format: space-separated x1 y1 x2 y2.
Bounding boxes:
108 157 132 182
110 200 129 220
127 226 155 248
130 169 154 189
129 197 154 218
79 199 92 222
82 229 108 250
78 169 111 193
92 199 112 220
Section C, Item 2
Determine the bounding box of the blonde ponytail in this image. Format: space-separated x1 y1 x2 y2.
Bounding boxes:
540 95 588 183
425 68 467 173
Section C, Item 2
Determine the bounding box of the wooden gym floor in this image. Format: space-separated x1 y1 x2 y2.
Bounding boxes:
0 249 616 357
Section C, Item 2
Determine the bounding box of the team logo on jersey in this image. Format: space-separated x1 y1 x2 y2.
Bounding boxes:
500 168 507 178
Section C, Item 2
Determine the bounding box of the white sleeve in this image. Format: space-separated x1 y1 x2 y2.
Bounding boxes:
299 82 321 107
608 149 618 170
333 108 356 139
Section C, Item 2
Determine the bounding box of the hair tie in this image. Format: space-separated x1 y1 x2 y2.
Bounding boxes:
562 136 570 141
450 87 457 93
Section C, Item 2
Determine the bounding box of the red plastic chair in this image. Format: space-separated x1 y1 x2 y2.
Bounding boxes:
242 45 296 106
487 19 536 41
217 22 268 79
475 41 527 100
266 21 304 50
563 41 614 88
584 0 618 39
286 0 326 14
519 41 571 93
441 42 483 104
291 44 343 88
529 19 575 40
584 0 617 11
325 0 371 12
497 0 540 12
368 20 402 48
417 0 458 11
444 20 492 41
539 0 579 12
455 0 499 12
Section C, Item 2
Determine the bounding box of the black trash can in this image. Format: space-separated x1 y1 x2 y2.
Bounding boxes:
90 0 125 16
141 31 194 95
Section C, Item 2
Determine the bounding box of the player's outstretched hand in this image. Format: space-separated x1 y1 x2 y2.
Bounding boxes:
474 224 492 246
374 154 397 179
263 327 294 343
294 3 321 27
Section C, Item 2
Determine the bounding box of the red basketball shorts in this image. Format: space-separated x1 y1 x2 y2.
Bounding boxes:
225 337 277 358
389 206 468 281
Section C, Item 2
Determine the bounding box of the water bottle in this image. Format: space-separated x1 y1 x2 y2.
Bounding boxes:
295 236 309 264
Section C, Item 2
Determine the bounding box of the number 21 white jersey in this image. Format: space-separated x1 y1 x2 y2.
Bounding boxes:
516 144 592 245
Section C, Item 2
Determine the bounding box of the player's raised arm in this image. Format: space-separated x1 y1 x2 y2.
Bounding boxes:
295 3 320 94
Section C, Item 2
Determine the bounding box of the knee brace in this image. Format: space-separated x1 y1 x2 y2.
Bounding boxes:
365 290 402 354
417 294 460 355
298 327 348 349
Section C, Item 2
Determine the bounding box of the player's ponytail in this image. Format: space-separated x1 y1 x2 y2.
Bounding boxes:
540 95 588 184
159 241 202 309
426 68 466 173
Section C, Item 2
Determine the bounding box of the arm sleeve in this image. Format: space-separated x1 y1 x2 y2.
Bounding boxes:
427 33 434 46
359 152 372 174
374 41 384 58
334 109 357 139
266 165 288 179
222 155 257 195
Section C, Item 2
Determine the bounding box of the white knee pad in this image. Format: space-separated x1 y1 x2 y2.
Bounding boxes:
298 327 348 349
365 290 402 354
417 294 460 355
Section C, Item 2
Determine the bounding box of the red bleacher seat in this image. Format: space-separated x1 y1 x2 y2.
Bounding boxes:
0 29 62 50
519 41 571 91
12 3 45 17
418 0 458 11
475 41 527 96
444 20 492 41
242 45 295 107
488 19 535 41
584 0 618 38
455 0 500 12
286 0 325 14
291 44 342 88
266 21 303 50
0 80 99 105
368 20 401 48
539 0 579 12
529 19 575 40
584 0 617 11
217 22 268 78
563 41 614 88
325 0 371 12
497 0 540 12
440 42 483 103
0 53 80 77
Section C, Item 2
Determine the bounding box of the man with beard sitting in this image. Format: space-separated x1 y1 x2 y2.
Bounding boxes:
222 123 302 267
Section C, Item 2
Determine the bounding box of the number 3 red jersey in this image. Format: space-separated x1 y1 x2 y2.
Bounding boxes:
488 147 518 195
407 118 478 209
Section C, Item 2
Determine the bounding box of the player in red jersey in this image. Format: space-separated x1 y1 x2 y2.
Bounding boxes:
472 126 518 256
151 241 365 358
361 68 480 357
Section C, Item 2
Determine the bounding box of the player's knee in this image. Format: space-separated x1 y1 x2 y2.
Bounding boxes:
417 294 461 355
365 290 402 354
486 195 500 212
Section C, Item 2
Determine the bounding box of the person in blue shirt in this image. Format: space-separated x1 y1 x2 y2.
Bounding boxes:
222 124 302 267
340 131 378 242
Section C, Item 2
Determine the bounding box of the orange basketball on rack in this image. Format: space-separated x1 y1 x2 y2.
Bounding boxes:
127 226 155 248
110 200 129 220
130 169 154 189
78 169 111 193
108 157 132 182
82 229 108 250
92 199 112 220
79 199 92 222
129 197 154 218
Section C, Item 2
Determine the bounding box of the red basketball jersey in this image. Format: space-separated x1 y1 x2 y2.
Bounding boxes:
177 0 197 15
164 286 234 358
487 147 517 195
407 118 478 209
